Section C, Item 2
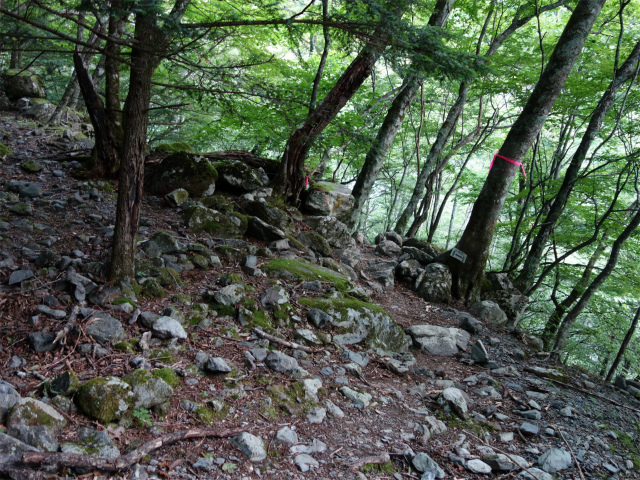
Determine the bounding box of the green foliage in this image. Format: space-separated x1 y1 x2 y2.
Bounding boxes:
132 408 153 427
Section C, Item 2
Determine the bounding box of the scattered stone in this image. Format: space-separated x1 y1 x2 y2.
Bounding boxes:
205 357 232 374
307 407 326 424
303 181 354 221
294 453 319 472
230 432 266 462
324 399 345 418
75 377 134 423
275 427 298 446
8 269 33 285
28 332 55 352
214 284 244 306
265 351 299 373
538 448 572 473
151 316 187 340
471 340 489 364
85 313 126 344
438 388 468 418
7 398 67 431
406 324 470 356
122 369 173 410
307 308 332 329
411 452 445 478
517 468 553 480
465 458 492 474
519 422 539 436
61 427 120 460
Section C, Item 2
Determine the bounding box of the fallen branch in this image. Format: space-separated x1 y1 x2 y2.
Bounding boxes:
350 452 391 471
20 427 244 473
52 302 85 347
549 378 640 414
252 327 314 353
554 425 586 480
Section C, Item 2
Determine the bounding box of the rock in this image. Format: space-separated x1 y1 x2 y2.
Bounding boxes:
411 452 445 478
246 201 294 234
401 246 433 264
303 181 354 221
61 427 120 460
0 383 20 420
230 432 266 461
469 300 508 325
85 313 126 344
416 263 452 303
457 312 482 334
7 425 58 452
265 351 299 373
214 284 244 306
339 386 372 407
438 388 468 418
9 202 33 216
75 377 134 423
524 366 569 383
406 324 470 356
304 216 355 249
152 316 187 340
395 259 422 283
335 248 361 268
247 216 287 241
275 426 298 445
296 329 322 345
499 432 514 442
614 375 627 389
297 231 333 256
294 453 319 472
49 371 80 396
165 188 189 207
122 369 173 410
7 398 67 431
471 341 489 364
307 308 333 329
290 438 327 454
149 231 184 254
150 152 218 196
214 159 267 192
483 453 528 471
28 332 55 352
538 448 572 473
367 258 397 288
465 459 492 474
8 269 34 285
3 69 46 99
517 468 553 480
376 239 402 257
483 273 528 328
34 305 66 320
519 422 539 436
260 286 289 308
307 407 326 424
204 357 232 374
183 205 247 238
324 399 345 418
0 433 39 455
519 410 541 420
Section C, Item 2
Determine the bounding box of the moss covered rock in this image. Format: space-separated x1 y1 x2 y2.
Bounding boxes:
152 368 181 389
262 258 353 291
76 377 134 424
7 398 67 430
214 159 268 192
300 296 409 353
183 204 248 238
296 231 332 257
302 181 355 221
49 371 80 396
123 369 174 410
150 152 218 196
245 200 294 234
154 141 193 153
3 69 46 100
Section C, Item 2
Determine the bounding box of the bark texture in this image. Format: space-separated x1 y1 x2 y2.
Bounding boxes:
606 305 640 382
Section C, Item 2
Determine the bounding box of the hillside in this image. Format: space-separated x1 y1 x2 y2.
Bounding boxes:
0 109 639 480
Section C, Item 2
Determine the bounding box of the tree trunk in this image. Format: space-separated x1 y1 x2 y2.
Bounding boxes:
550 207 640 363
345 0 454 229
540 236 607 350
273 4 406 203
446 196 457 249
606 305 640 382
513 40 640 293
436 0 606 301
105 11 123 134
308 0 331 114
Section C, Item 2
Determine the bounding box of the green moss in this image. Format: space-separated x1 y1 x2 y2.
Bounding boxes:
188 315 203 326
211 304 235 317
171 293 192 305
150 349 177 363
261 258 352 291
360 461 395 474
114 341 135 353
156 268 181 287
251 310 272 329
154 141 193 152
75 377 133 424
273 303 293 321
141 279 165 298
152 368 181 389
299 296 387 316
215 246 245 261
113 297 136 308
194 402 229 423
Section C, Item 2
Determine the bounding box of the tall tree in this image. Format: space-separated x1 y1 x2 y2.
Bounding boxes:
435 0 606 301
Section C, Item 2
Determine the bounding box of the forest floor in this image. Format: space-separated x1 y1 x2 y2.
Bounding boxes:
1 108 640 480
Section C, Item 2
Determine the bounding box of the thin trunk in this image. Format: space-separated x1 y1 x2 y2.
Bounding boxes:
541 235 608 350
273 3 406 203
446 196 457 250
308 0 331 114
345 0 454 229
105 10 123 134
437 0 606 301
606 305 640 382
551 207 640 363
514 39 640 293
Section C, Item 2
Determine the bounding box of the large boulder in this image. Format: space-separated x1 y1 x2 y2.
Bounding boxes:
302 182 354 221
304 216 355 249
183 204 247 238
301 296 409 352
297 231 333 257
469 300 508 325
415 263 452 303
483 273 528 329
367 259 396 289
406 324 471 356
245 201 294 234
262 258 352 291
214 159 268 192
3 70 46 100
75 377 134 423
150 152 218 196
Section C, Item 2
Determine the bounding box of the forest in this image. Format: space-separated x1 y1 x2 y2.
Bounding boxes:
2 0 640 383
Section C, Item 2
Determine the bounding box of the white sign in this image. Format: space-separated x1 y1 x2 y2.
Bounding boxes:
451 248 467 263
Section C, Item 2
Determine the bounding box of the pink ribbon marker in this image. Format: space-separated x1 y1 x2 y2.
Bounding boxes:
305 175 310 188
489 153 527 179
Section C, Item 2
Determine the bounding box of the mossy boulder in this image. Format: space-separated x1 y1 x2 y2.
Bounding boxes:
245 201 294 234
49 371 80 396
3 69 46 100
154 141 193 153
60 427 120 460
152 368 181 389
303 181 354 221
20 161 42 173
183 204 247 238
214 159 268 192
123 369 174 410
262 258 353 291
299 297 409 353
75 377 135 424
7 398 67 430
150 152 218 196
296 231 332 257
304 216 356 249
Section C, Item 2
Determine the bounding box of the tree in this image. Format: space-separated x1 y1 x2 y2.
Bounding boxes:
435 0 607 301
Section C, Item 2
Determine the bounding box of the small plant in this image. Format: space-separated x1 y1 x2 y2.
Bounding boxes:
133 408 153 427
221 462 237 473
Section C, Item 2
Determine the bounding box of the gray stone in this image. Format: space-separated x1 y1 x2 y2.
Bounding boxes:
28 332 55 352
376 239 402 257
438 388 468 418
469 300 508 325
35 305 66 320
164 188 189 207
295 329 322 345
230 432 266 462
406 324 470 356
150 152 217 196
294 453 319 472
214 284 244 306
324 399 345 418
339 386 372 407
0 432 39 455
192 456 215 471
8 269 34 285
61 427 120 460
7 398 66 431
214 159 266 192
538 448 572 473
396 259 422 282
265 351 299 373
9 202 33 216
342 349 369 367
416 263 452 303
303 182 354 221
75 377 134 423
205 357 232 374
367 258 396 288
3 70 46 100
290 438 327 454
260 286 289 308
7 425 58 452
275 426 298 445
307 308 333 329
307 407 326 424
149 231 184 254
483 453 528 471
335 248 361 268
151 316 187 340
401 246 433 264
471 340 489 364
245 201 294 234
122 369 173 410
517 468 553 480
247 216 287 241
519 422 539 436
465 459 492 474
304 216 355 249
457 312 482 334
519 410 541 420
85 313 126 344
411 452 445 478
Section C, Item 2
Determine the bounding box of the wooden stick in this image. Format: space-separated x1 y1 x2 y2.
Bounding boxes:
350 452 391 471
252 327 314 353
52 302 85 347
21 427 244 472
553 425 586 480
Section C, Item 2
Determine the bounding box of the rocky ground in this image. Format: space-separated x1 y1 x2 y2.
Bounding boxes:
1 107 640 480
